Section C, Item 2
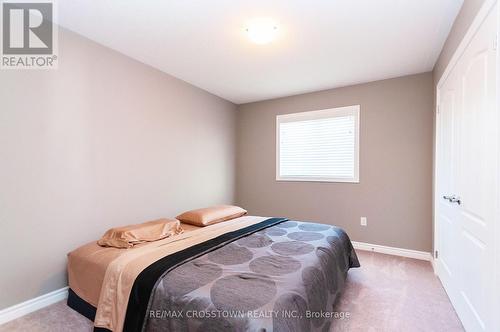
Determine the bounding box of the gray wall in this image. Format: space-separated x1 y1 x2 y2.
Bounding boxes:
236 73 434 252
434 0 486 82
0 28 237 309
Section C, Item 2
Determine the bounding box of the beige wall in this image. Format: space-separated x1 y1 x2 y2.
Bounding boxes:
0 28 236 309
434 0 486 83
236 73 434 252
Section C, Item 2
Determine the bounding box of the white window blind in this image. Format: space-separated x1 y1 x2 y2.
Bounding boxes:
276 106 359 182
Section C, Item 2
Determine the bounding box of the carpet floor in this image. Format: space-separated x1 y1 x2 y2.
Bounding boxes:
0 250 464 332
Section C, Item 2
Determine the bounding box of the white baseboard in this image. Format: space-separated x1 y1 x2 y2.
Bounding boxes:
0 287 69 325
430 257 438 274
352 241 433 261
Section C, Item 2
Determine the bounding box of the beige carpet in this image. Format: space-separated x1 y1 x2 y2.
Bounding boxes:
0 250 463 332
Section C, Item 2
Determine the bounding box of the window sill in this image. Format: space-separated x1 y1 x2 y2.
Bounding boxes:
275 177 360 183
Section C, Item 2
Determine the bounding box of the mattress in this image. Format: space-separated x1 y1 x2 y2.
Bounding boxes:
67 223 202 307
67 216 359 332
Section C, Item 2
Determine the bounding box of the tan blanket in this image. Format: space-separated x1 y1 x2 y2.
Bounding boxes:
93 215 268 331
67 223 201 307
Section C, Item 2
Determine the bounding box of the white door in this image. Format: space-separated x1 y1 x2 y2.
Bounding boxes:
435 3 499 331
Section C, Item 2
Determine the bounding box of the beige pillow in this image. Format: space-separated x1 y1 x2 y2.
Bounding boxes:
176 205 247 227
97 218 183 248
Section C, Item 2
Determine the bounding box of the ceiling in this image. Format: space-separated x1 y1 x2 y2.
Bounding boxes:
56 1 463 104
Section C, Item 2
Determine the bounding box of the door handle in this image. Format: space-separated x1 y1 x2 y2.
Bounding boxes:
449 196 461 205
443 195 461 205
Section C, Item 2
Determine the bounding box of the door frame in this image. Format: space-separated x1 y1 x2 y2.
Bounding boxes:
434 0 499 330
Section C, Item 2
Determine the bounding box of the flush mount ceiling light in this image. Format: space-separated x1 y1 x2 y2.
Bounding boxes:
245 18 278 45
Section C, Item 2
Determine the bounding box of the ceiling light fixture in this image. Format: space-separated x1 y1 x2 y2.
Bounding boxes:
245 18 278 45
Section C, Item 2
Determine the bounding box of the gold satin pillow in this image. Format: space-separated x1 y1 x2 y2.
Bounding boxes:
176 205 247 227
97 218 183 248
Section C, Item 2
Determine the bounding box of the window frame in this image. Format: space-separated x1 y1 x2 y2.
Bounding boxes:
275 105 360 183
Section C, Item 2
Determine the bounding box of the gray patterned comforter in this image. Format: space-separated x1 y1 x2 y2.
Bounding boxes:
143 220 360 332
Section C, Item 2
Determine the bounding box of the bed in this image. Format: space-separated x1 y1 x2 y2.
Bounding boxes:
67 216 359 332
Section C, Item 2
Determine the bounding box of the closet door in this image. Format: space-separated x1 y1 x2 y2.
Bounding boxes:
436 3 498 331
435 66 460 305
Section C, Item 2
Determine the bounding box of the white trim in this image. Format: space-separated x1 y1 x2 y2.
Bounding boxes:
275 105 360 183
430 256 438 274
0 287 68 325
496 4 500 331
352 241 433 261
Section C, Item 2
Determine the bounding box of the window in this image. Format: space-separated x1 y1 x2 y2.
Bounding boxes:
276 105 360 183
